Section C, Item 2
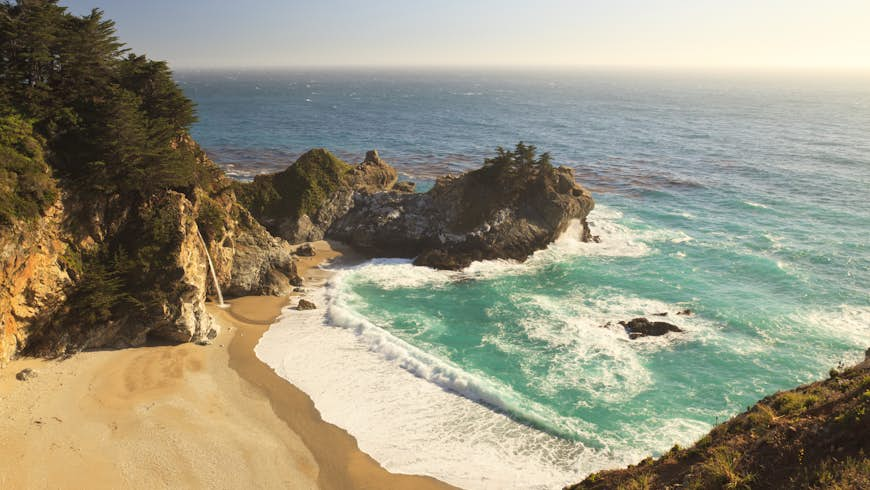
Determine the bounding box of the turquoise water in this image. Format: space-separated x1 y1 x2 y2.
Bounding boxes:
182 69 870 479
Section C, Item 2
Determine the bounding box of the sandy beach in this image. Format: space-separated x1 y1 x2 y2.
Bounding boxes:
0 241 452 490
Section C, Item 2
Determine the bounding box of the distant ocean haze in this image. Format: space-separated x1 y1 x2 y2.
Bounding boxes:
183 69 870 489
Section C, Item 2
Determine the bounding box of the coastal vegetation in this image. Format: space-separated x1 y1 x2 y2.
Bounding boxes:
0 0 295 359
0 114 57 225
568 352 870 490
234 148 353 221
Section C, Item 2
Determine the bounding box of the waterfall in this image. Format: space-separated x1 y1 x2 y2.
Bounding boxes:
196 228 225 307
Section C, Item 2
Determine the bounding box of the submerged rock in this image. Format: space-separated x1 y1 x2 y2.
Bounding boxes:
15 368 37 381
297 299 317 310
618 317 683 339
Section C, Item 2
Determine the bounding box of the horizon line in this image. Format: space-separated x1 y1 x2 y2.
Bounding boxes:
170 63 870 74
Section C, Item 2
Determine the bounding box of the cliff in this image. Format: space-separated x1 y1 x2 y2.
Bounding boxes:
567 350 870 490
1 140 299 366
0 201 70 368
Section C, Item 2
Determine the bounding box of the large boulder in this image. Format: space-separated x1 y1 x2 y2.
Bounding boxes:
618 317 683 339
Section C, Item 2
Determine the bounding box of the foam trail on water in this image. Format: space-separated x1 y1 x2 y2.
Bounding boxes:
255 287 612 489
325 272 588 441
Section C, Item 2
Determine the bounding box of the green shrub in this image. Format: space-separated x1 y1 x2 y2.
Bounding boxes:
700 447 754 489
0 114 57 225
235 148 352 221
196 194 227 242
772 391 820 416
617 473 653 490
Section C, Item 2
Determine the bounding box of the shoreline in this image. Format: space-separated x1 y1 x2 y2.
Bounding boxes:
0 240 452 489
215 240 452 490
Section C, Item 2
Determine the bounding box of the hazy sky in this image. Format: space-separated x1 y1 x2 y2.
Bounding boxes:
61 0 870 70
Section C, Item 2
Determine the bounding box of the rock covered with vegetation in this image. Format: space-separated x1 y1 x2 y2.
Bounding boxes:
329 143 596 269
0 1 297 365
234 148 399 243
567 350 870 490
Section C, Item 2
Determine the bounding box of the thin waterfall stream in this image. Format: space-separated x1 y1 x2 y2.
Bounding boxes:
196 228 225 307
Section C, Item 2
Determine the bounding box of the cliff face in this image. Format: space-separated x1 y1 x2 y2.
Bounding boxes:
0 202 70 368
190 148 297 297
330 162 595 269
568 350 870 490
1 142 299 366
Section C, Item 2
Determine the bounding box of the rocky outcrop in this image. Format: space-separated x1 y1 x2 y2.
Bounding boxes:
297 299 317 310
191 153 298 298
234 149 399 244
329 161 595 269
0 202 70 368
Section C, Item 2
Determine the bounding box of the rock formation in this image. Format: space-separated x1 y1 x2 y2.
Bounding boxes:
236 146 595 270
329 159 595 270
0 201 70 368
1 141 300 366
618 317 683 339
235 148 399 244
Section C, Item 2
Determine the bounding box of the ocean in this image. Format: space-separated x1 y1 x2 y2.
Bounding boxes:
178 69 870 489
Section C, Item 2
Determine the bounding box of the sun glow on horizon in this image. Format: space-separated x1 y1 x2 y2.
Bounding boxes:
60 0 870 71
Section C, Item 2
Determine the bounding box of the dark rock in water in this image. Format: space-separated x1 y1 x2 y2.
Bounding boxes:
652 312 669 317
296 243 316 257
16 368 37 381
289 275 304 287
393 181 416 193
619 317 683 339
293 287 307 293
297 299 317 310
676 309 693 316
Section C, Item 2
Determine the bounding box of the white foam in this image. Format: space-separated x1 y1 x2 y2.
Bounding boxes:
251 206 727 488
256 287 608 489
790 304 870 354
743 200 770 209
333 206 684 295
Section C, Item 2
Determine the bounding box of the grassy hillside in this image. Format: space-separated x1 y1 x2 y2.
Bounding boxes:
568 351 870 490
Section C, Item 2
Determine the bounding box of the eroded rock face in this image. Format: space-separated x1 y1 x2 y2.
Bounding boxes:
187 146 299 298
143 192 217 344
0 202 70 367
329 163 595 270
2 138 300 367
